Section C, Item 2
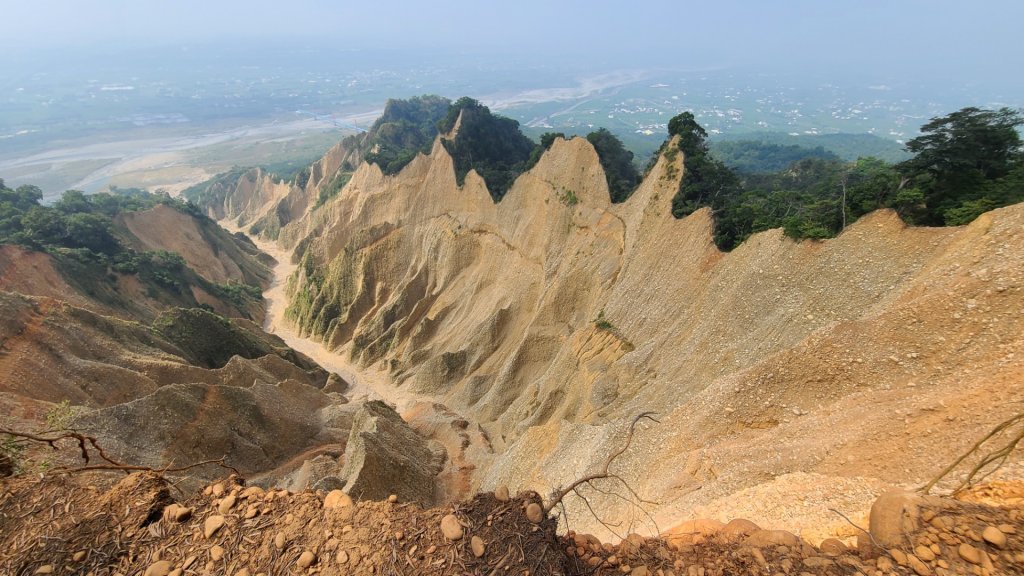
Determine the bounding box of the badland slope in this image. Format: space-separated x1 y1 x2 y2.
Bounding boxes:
0 198 273 323
196 130 1024 541
118 203 274 288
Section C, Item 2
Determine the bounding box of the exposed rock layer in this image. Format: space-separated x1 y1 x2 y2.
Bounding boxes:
339 400 444 504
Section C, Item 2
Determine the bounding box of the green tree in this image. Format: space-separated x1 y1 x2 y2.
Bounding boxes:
525 132 565 170
0 185 43 212
664 112 742 225
668 111 709 158
710 141 840 173
64 212 119 254
21 207 67 246
586 128 640 203
899 107 1023 224
438 97 535 200
53 190 93 215
361 95 452 175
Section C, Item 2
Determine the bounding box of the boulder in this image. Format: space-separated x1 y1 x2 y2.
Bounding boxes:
338 401 443 504
867 490 944 549
720 518 760 538
743 529 801 548
664 519 725 545
312 476 346 492
323 373 351 394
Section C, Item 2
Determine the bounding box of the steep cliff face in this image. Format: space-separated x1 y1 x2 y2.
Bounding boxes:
208 134 1024 539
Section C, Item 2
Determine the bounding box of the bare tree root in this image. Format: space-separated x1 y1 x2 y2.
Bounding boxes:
0 426 239 476
919 412 1024 495
544 409 655 512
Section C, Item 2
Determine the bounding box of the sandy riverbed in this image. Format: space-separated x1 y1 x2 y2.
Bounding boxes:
224 222 424 410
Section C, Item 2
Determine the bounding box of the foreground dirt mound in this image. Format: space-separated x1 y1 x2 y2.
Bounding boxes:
3 473 1023 575
0 472 565 575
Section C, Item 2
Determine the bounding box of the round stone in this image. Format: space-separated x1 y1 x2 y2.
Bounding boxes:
494 486 510 502
982 526 1007 549
324 490 353 509
204 515 225 538
471 535 486 557
440 514 464 540
526 503 544 524
958 543 984 565
296 551 316 568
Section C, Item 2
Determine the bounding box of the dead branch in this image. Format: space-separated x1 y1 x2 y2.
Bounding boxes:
584 476 661 536
828 507 881 549
0 426 239 477
918 412 1024 495
53 456 239 476
544 411 659 513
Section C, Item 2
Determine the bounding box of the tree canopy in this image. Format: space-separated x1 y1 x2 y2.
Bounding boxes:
0 183 255 306
898 107 1023 225
586 128 640 203
359 95 452 175
710 141 840 173
659 106 1024 250
439 97 536 201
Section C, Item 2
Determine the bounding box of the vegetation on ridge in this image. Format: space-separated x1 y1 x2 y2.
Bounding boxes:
710 132 910 164
439 97 536 201
663 106 1024 250
153 307 293 369
351 95 452 176
709 141 840 173
587 128 641 203
184 95 1020 254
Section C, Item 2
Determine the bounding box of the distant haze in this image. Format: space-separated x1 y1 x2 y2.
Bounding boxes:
3 0 1023 86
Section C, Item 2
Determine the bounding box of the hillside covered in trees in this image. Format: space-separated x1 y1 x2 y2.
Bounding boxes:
667 106 1024 249
326 96 644 203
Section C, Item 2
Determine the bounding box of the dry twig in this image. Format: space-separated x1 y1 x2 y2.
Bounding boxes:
0 426 239 476
919 412 1024 494
544 411 659 513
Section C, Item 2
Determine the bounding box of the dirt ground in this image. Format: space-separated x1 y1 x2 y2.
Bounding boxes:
3 471 1024 575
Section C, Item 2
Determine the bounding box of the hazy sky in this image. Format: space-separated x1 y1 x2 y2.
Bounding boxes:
3 0 1023 78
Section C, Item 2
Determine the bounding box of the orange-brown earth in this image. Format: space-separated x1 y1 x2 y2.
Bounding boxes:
3 471 1024 575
